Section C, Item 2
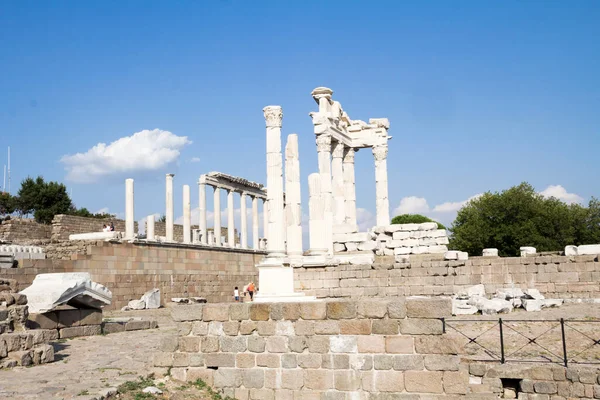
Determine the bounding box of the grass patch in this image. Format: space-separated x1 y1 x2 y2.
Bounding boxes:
191 379 235 400
77 390 89 396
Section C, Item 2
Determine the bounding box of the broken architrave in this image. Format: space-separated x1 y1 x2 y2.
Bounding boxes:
20 272 112 314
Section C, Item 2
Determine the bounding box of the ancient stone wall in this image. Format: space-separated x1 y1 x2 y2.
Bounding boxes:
152 222 238 244
156 298 472 398
50 214 135 241
0 219 51 242
0 259 68 292
295 254 600 300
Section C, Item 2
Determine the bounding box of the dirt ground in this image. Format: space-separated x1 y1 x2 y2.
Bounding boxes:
447 303 600 365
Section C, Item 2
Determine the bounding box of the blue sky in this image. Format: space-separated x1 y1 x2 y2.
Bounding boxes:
1 1 599 237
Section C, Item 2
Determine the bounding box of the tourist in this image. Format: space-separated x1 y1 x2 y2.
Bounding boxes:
248 281 255 301
110 222 115 232
234 286 240 302
102 224 109 232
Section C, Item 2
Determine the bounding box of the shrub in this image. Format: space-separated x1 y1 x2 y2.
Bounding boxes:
391 214 446 230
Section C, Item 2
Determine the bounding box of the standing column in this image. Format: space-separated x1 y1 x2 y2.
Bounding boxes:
213 186 221 246
343 147 357 227
331 141 346 226
285 134 303 257
240 192 248 248
316 134 334 254
198 178 207 244
308 173 327 255
165 174 174 241
227 189 235 247
373 144 390 226
262 199 268 243
252 196 259 249
263 106 286 257
146 215 155 240
183 185 191 244
125 178 134 239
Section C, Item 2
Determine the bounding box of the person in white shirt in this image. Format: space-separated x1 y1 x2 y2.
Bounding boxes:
234 287 240 302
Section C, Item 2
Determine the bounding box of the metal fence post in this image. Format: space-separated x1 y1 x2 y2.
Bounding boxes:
499 318 505 363
441 318 446 334
560 318 568 367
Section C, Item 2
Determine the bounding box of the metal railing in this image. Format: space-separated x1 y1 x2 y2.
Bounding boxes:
442 318 600 367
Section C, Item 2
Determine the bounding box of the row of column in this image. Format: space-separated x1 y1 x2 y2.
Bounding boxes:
198 182 268 250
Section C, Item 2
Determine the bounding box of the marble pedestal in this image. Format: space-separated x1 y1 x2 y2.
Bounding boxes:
254 258 317 303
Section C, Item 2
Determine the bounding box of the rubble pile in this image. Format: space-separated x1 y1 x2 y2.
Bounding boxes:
452 284 563 315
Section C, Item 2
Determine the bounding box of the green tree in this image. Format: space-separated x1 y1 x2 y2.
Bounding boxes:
391 214 446 230
70 207 115 219
0 192 16 215
449 182 600 256
16 176 74 224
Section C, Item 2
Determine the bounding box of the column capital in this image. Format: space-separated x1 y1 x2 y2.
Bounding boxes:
311 87 333 103
316 134 332 152
372 144 388 161
331 141 344 158
263 105 283 128
343 147 356 163
166 173 175 178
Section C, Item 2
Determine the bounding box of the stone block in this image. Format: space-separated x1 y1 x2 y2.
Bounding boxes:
257 321 276 336
392 355 424 371
153 352 173 367
282 369 304 390
266 336 287 353
282 303 301 320
339 320 371 335
27 313 58 330
275 321 294 336
280 354 297 368
173 353 190 368
125 320 151 331
256 354 280 368
59 326 85 339
205 354 236 368
314 320 339 335
294 320 314 335
330 336 358 353
372 319 399 335
304 369 334 390
300 302 326 320
406 296 452 318
387 299 407 319
223 321 240 336
534 381 557 394
250 304 271 321
415 336 462 354
201 337 219 352
308 336 330 353
80 309 103 326
57 309 82 328
220 336 247 353
399 319 443 335
213 368 242 388
358 336 385 353
443 370 469 394
236 353 256 368
374 354 394 370
187 368 214 387
349 354 373 371
229 303 250 321
358 300 388 318
243 369 264 389
424 355 460 371
404 371 443 393
82 324 101 336
334 370 362 391
375 370 405 392
321 354 350 370
102 321 126 334
171 305 203 322
385 336 414 354
247 336 266 353
297 353 321 368
288 336 307 353
240 321 257 335
178 336 200 352
203 304 229 322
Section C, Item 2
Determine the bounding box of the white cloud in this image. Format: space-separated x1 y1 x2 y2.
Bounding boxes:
539 185 583 205
190 157 201 163
356 208 377 232
393 196 430 215
432 194 482 213
61 129 192 182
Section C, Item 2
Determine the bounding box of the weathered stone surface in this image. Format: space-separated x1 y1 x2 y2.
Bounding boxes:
256 354 280 368
424 355 460 371
229 303 250 321
213 368 242 388
282 369 304 390
304 369 334 390
242 369 264 389
392 355 424 371
208 322 223 335
171 305 203 322
201 337 219 353
406 297 452 318
399 319 443 335
387 299 406 319
308 336 330 354
385 336 414 354
236 353 256 368
178 336 200 352
404 371 443 393
300 303 326 320
326 301 357 319
247 336 266 353
358 300 388 318
372 319 399 335
220 336 247 352
339 320 371 335
415 336 462 355
257 321 276 336
28 312 58 330
250 304 271 321
205 354 236 368
266 337 287 353
357 336 385 353
443 370 469 394
314 320 339 335
203 304 229 321
330 336 357 353
534 381 557 394
297 353 321 369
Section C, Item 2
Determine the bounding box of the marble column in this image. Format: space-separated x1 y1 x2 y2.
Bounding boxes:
227 189 235 247
252 196 259 250
213 186 221 246
146 215 155 241
285 134 303 257
183 185 191 244
308 173 327 255
316 134 333 254
331 141 345 225
262 199 268 243
240 192 248 248
125 178 134 239
343 147 357 227
165 174 174 241
373 144 390 226
198 179 207 244
263 106 285 257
